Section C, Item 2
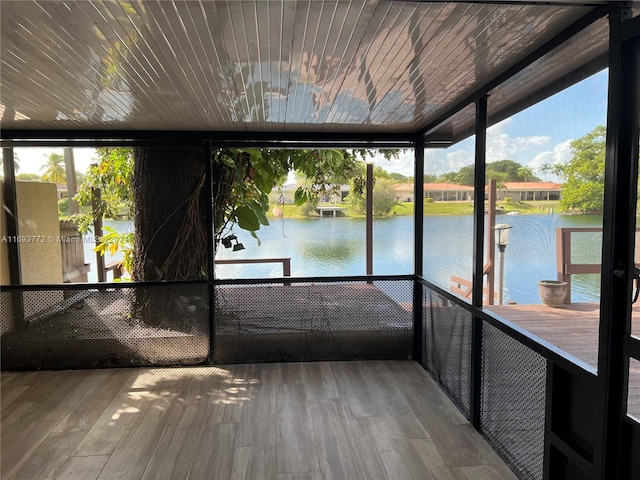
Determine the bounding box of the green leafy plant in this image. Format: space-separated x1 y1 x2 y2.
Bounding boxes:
93 226 134 280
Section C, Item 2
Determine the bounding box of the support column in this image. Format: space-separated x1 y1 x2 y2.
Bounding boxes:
366 162 373 276
2 147 21 286
413 138 425 364
2 146 25 330
471 95 488 428
205 142 216 364
596 5 638 478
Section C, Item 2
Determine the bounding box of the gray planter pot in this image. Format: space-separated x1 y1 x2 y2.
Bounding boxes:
538 280 569 307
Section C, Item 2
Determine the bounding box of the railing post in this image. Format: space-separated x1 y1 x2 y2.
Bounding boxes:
556 228 572 303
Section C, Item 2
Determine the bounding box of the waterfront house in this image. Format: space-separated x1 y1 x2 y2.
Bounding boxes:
499 181 563 201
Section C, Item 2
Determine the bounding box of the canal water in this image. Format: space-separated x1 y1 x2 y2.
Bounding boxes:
88 214 604 304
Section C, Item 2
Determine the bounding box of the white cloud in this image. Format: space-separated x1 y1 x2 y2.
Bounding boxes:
486 119 551 163
528 139 573 180
372 149 415 177
424 148 473 177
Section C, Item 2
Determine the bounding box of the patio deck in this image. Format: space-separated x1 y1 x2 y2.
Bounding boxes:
489 302 640 418
1 360 516 480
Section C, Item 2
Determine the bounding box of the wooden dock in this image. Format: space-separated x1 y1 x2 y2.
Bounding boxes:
489 302 640 418
316 206 347 217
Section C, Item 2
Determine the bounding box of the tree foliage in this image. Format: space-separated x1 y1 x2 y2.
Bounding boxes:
74 147 397 280
72 148 134 233
423 174 438 183
212 148 363 245
0 151 20 176
517 166 535 182
72 148 134 277
15 173 42 182
348 174 399 216
559 125 606 214
437 159 540 185
40 152 66 184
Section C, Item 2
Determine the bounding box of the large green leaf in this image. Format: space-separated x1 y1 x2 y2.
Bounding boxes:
220 155 236 168
247 200 270 226
234 205 260 231
294 188 308 205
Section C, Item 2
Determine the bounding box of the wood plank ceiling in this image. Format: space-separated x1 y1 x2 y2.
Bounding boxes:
0 1 610 138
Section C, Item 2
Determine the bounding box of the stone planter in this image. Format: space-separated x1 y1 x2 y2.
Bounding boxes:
538 280 569 307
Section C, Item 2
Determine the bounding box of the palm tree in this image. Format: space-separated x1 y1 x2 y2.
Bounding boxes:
551 163 566 182
0 152 20 174
40 153 66 184
538 163 552 182
517 166 534 182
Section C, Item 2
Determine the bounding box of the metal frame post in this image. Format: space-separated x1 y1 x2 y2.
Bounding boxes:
471 95 488 428
2 147 21 286
205 141 216 364
487 179 497 305
596 4 638 478
2 146 25 330
366 162 373 276
413 138 425 364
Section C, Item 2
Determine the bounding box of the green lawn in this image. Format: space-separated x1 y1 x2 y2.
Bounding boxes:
266 200 562 219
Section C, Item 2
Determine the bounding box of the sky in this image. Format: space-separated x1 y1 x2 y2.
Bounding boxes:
373 69 609 180
7 70 608 181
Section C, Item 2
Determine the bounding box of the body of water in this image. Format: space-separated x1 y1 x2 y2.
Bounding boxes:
95 214 604 305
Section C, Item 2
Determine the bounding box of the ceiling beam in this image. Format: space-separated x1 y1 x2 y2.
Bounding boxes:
0 130 415 149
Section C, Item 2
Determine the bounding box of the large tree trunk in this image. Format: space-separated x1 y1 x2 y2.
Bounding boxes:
132 147 208 282
132 148 209 330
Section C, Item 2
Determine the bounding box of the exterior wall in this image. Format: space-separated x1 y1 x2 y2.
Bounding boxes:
499 190 562 201
0 182 64 324
16 182 63 285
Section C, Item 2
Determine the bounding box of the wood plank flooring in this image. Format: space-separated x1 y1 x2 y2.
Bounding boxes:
490 302 640 419
1 361 516 480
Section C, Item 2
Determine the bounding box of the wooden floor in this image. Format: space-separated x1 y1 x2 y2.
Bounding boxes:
1 361 516 480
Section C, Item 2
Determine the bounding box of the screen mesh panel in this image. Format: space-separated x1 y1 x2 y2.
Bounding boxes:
420 286 472 417
482 322 547 480
213 280 413 364
1 284 209 369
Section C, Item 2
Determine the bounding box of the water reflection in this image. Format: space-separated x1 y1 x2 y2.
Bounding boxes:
300 241 361 267
102 214 605 304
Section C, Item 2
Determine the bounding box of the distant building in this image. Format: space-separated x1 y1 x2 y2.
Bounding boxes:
394 183 474 202
499 182 563 201
272 183 350 204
